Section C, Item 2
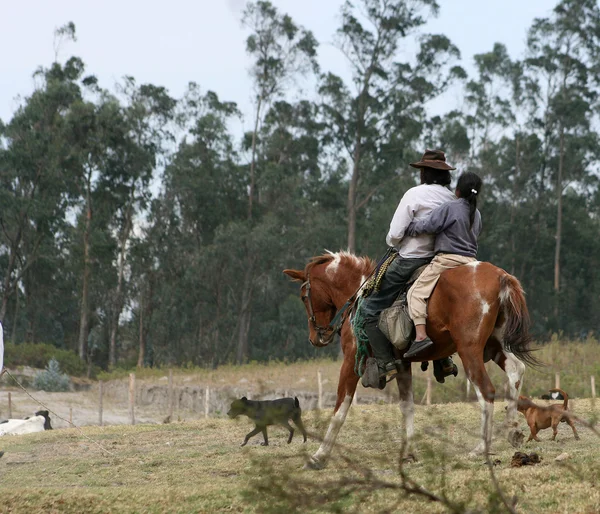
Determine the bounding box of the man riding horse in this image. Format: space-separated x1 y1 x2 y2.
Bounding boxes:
359 149 459 388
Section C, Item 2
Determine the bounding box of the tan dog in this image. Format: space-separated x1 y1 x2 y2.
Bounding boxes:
517 388 580 442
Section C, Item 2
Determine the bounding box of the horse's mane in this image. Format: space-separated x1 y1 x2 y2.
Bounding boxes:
305 251 374 275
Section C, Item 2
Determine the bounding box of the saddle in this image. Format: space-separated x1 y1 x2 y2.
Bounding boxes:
377 265 427 351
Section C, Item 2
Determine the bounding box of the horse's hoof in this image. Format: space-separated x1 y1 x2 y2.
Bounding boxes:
508 428 524 448
468 442 487 457
402 453 418 464
304 456 326 470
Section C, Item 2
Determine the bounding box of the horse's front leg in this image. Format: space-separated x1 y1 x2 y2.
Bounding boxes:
305 355 358 470
395 360 416 459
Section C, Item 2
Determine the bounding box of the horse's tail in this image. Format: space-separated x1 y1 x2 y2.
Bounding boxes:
499 273 540 367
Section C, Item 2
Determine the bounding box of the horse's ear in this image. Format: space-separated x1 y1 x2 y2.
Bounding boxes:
283 269 306 282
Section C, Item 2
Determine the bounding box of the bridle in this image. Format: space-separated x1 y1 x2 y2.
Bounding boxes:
301 272 355 346
299 248 394 346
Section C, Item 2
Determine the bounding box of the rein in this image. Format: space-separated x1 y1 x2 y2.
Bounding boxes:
301 248 395 345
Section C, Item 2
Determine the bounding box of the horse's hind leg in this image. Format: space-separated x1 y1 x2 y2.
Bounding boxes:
460 350 496 456
394 361 415 458
491 343 526 447
306 353 358 470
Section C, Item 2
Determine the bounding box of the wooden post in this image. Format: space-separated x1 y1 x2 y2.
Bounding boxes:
204 385 210 418
426 376 432 406
591 376 596 400
8 392 12 418
98 380 104 426
555 372 560 390
168 369 174 419
317 370 323 410
129 373 135 425
69 407 73 426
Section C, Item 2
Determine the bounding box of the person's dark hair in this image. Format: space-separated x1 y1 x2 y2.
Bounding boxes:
456 172 483 228
420 167 452 187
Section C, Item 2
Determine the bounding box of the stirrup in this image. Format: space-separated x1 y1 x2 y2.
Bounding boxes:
433 358 458 384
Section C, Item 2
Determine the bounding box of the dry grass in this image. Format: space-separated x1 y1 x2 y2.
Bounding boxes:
1 396 599 513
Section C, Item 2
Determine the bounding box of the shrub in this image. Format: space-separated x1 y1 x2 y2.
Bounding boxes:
4 342 87 376
33 359 71 392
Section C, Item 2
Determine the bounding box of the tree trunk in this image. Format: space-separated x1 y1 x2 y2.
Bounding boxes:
0 230 22 322
510 136 520 275
109 196 134 369
236 266 254 364
248 95 263 221
78 186 92 361
347 144 360 254
11 288 19 343
137 291 145 368
553 126 565 319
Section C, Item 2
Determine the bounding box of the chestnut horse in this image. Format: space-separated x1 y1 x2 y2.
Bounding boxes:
284 251 536 469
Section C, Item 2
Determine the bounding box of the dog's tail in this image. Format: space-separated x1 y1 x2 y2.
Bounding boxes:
294 397 300 409
549 388 569 410
499 273 540 367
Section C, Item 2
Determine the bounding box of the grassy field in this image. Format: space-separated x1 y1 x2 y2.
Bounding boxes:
1 396 599 513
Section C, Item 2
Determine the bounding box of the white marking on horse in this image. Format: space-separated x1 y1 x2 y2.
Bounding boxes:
469 383 494 456
326 253 341 276
310 395 353 467
503 351 525 426
467 261 480 268
481 300 490 315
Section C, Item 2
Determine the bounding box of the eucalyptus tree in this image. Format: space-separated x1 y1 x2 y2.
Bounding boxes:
320 0 465 252
242 0 319 220
0 57 85 330
525 0 600 323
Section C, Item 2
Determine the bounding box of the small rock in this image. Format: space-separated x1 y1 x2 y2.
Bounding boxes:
555 452 570 462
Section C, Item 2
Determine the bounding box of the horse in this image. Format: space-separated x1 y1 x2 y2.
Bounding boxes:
283 251 536 469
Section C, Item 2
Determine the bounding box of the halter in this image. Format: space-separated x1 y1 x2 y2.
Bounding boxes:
301 273 356 346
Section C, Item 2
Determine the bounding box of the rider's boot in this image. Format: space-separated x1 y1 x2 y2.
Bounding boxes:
361 319 399 389
433 357 459 384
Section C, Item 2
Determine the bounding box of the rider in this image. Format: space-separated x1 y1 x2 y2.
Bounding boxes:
359 149 457 389
403 171 483 358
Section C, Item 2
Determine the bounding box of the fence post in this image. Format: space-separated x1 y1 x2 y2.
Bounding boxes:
168 369 174 419
129 373 136 425
8 392 12 418
317 370 323 410
98 380 104 427
555 372 560 390
204 385 210 418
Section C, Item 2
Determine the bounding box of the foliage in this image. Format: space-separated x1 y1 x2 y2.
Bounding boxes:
32 358 71 392
4 342 87 376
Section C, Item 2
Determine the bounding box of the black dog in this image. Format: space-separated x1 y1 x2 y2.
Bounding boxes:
227 396 307 447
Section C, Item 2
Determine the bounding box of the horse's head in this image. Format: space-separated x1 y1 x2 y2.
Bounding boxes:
284 252 374 348
283 265 338 347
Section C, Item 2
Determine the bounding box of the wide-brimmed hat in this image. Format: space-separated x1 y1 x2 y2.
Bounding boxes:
409 149 456 171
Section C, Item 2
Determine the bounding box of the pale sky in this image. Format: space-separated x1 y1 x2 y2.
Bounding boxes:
1 0 556 134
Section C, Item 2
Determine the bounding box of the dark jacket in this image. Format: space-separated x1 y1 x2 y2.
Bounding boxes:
406 198 481 257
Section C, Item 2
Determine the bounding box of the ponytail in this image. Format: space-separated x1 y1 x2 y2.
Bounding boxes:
456 172 483 228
